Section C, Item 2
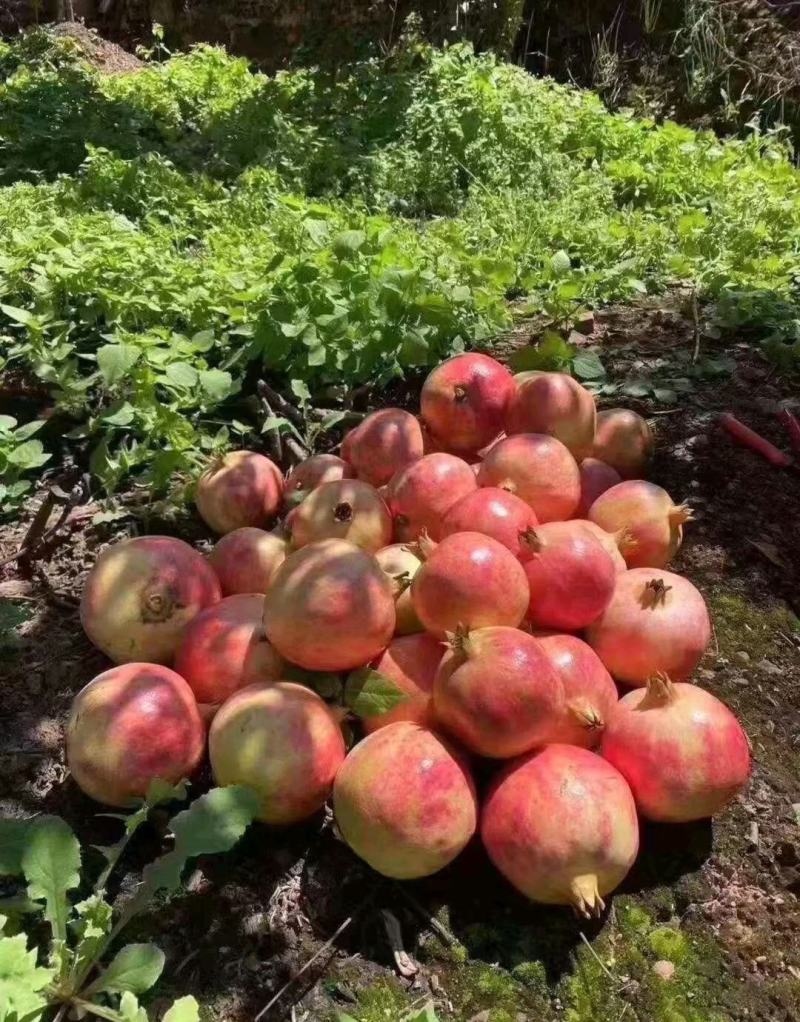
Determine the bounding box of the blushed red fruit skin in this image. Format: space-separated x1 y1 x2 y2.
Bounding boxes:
588 480 686 569
174 594 283 708
506 372 596 460
196 451 284 534
481 744 639 908
284 454 354 507
208 527 288 595
592 409 654 479
440 487 538 556
601 682 751 822
362 633 443 733
374 543 423 635
535 634 619 749
209 682 346 824
421 353 515 456
81 536 221 665
411 532 530 638
263 539 396 671
477 434 580 523
520 524 616 631
387 452 477 542
342 409 425 487
585 568 711 686
66 663 205 807
433 627 564 758
559 519 627 573
288 478 392 552
333 722 478 879
577 459 622 518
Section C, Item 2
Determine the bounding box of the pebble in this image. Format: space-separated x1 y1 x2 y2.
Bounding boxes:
698 668 715 681
731 677 750 687
758 659 782 677
652 960 675 981
735 651 750 663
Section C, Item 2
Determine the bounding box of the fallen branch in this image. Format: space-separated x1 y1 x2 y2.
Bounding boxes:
392 884 460 947
0 475 89 570
690 289 701 364
258 391 283 464
257 380 306 429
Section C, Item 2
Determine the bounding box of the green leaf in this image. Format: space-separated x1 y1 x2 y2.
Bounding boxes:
653 387 677 404
572 351 606 380
119 990 149 1022
332 230 366 258
550 250 572 277
101 401 136 427
0 933 56 1022
163 996 201 1022
84 943 165 996
163 362 199 389
189 329 215 352
198 369 234 401
22 816 81 943
12 419 45 441
405 1003 440 1022
283 665 343 700
0 304 35 327
6 439 50 470
509 330 576 373
72 894 113 980
345 668 408 719
622 379 651 398
290 379 311 405
0 820 32 876
97 344 141 386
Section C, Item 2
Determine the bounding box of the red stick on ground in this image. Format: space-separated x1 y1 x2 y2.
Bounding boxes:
719 413 792 468
777 408 800 457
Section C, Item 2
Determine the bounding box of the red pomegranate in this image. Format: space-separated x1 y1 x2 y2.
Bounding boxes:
209 682 345 824
387 452 477 542
477 434 580 522
433 626 564 757
601 674 751 822
374 543 423 634
362 632 443 733
440 487 538 556
208 527 289 595
506 372 596 460
196 450 283 534
568 519 628 573
589 480 692 569
421 353 515 455
263 539 395 671
585 568 711 686
592 409 654 478
288 478 392 553
342 408 424 487
411 531 530 637
519 524 617 631
81 536 220 664
284 454 354 508
174 594 283 709
481 744 639 915
66 664 205 807
333 722 478 878
535 634 619 748
577 458 622 517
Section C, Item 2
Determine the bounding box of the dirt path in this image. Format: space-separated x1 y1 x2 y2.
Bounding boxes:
1 294 799 1022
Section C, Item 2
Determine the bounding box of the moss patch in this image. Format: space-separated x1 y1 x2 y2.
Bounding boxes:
709 590 799 662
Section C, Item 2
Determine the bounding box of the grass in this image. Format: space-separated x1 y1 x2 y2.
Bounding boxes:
1 28 800 509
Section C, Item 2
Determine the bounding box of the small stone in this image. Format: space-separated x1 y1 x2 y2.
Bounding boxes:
241 910 270 937
468 1012 491 1022
698 669 715 681
791 804 800 826
652 960 675 981
735 651 750 663
574 311 595 335
731 677 750 687
758 659 782 677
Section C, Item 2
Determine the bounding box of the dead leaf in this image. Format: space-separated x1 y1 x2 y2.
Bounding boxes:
747 539 788 571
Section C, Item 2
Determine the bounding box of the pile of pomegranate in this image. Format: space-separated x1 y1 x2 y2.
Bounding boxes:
69 355 751 916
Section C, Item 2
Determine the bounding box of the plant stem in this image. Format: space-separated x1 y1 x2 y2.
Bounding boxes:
72 997 126 1022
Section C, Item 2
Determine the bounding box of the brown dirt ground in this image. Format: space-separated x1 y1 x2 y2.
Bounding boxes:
1 292 800 1021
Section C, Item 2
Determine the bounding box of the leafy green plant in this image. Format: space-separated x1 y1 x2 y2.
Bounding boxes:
0 782 260 1022
0 414 51 513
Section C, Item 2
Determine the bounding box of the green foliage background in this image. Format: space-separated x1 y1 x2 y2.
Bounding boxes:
1 30 799 506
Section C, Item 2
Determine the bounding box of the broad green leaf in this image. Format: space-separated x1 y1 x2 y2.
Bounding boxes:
345 668 408 719
22 816 81 943
509 331 576 373
0 304 35 327
97 344 141 386
163 362 199 389
198 369 234 401
290 379 311 405
163 996 201 1022
0 933 55 1022
0 897 42 916
119 990 149 1022
572 351 606 380
12 419 45 441
405 1004 440 1022
84 942 165 996
6 439 50 470
72 893 113 979
189 329 215 352
550 250 572 277
283 664 343 700
332 230 366 258
0 820 31 876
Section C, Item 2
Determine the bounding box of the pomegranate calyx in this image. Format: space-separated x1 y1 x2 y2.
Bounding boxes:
445 622 474 658
641 672 678 708
568 700 605 731
643 578 672 607
570 874 605 919
518 527 542 553
415 529 437 561
391 570 413 595
140 584 180 624
669 502 694 526
615 525 638 554
453 384 468 403
497 478 518 495
333 500 354 523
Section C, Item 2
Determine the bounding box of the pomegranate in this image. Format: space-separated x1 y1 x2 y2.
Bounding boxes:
482 745 639 915
577 458 622 517
601 674 751 822
263 539 395 671
569 519 628 573
174 595 283 710
440 487 538 556
506 372 596 460
477 434 580 522
411 531 529 637
387 452 477 542
288 478 392 553
333 722 477 878
81 536 220 664
208 527 289 595
592 409 654 478
66 664 205 807
420 353 515 455
418 416 443 454
589 481 692 569
196 450 283 534
209 682 345 824
433 626 564 758
535 634 619 748
342 409 424 487
284 454 354 508
374 543 423 634
362 633 443 733
519 524 616 631
585 568 711 686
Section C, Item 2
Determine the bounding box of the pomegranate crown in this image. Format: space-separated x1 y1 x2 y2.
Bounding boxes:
639 672 678 709
642 577 672 608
